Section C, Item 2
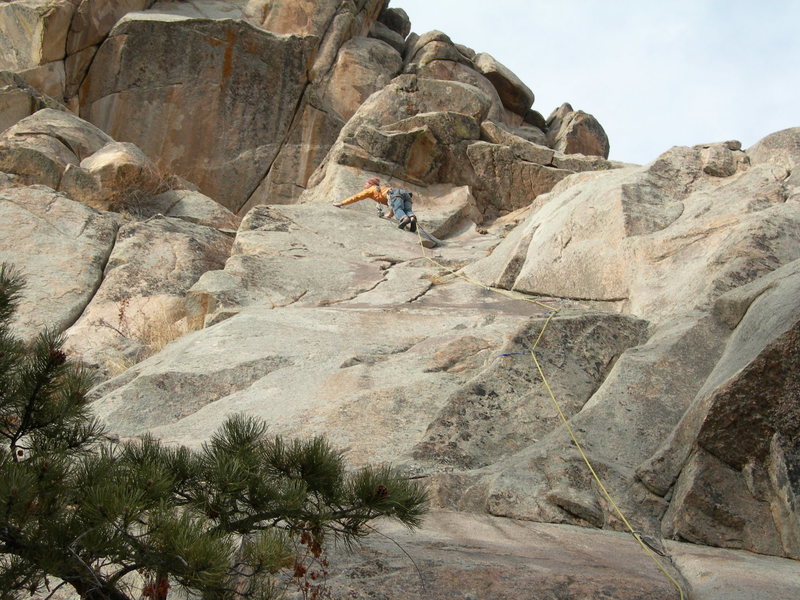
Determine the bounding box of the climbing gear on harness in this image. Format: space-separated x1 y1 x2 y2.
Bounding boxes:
389 188 413 203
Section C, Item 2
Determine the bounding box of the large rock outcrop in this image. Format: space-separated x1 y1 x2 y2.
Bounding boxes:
78 12 316 213
84 130 800 565
0 70 66 132
63 215 232 379
0 185 117 340
547 102 610 158
454 128 800 558
1 2 798 598
465 136 794 324
321 510 800 600
0 109 237 363
1 0 610 215
303 75 616 222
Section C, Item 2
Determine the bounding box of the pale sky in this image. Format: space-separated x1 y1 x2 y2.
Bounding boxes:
392 1 800 165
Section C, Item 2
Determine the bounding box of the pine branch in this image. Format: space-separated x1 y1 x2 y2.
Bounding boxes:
0 268 429 600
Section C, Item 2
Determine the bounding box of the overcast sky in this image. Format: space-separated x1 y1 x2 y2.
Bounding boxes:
392 1 799 165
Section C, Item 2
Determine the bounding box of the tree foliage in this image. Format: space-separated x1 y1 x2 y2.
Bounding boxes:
0 265 428 599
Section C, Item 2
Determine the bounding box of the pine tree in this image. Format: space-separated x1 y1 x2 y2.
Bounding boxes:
0 264 428 600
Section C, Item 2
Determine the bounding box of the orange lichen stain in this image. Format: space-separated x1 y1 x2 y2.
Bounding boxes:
222 29 236 80
79 71 92 101
243 37 263 56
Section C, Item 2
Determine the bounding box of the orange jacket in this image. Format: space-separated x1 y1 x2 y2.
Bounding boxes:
339 185 395 218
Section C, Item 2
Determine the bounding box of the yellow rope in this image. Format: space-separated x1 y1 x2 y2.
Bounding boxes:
415 227 685 600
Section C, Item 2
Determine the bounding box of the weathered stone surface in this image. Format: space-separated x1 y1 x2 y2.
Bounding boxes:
424 312 723 533
406 184 476 238
747 126 800 170
480 120 554 164
0 71 67 133
320 37 403 122
377 6 410 38
0 134 76 189
0 186 117 340
369 20 405 54
244 0 383 38
668 541 800 600
524 107 547 130
305 75 495 195
71 116 800 590
413 310 650 469
407 40 472 70
464 313 725 526
187 199 474 325
473 52 534 115
305 0 386 83
75 141 164 211
66 0 153 55
465 141 800 324
64 215 232 379
143 0 246 22
10 1 800 593
3 108 113 160
639 260 800 489
79 10 315 213
638 259 800 556
699 140 748 177
239 95 346 211
551 150 615 172
64 44 97 102
0 0 75 70
136 189 239 229
305 73 610 222
547 102 610 158
90 202 556 458
454 42 477 62
662 448 785 555
239 0 389 208
321 511 685 600
404 30 455 66
15 60 66 102
91 283 550 459
509 122 548 146
466 141 573 213
414 59 507 123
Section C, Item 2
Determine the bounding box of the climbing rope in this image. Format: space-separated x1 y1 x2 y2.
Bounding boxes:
414 227 686 600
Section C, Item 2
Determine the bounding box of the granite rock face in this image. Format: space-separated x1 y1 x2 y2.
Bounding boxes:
320 511 800 600
0 110 236 365
457 128 800 558
1 0 609 213
0 71 67 132
1 2 799 598
79 12 315 213
0 185 117 341
547 101 610 158
63 215 232 380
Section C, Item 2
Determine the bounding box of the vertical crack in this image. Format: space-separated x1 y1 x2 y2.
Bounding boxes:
61 220 120 333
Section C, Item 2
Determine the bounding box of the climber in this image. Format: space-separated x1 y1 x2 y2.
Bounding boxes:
333 177 417 232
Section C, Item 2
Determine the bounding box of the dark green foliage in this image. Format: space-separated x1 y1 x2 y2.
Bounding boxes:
0 265 428 600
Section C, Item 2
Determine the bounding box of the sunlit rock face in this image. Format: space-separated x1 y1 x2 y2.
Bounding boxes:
1 2 798 597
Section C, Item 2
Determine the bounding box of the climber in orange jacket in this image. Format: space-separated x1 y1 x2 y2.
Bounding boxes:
333 177 417 232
